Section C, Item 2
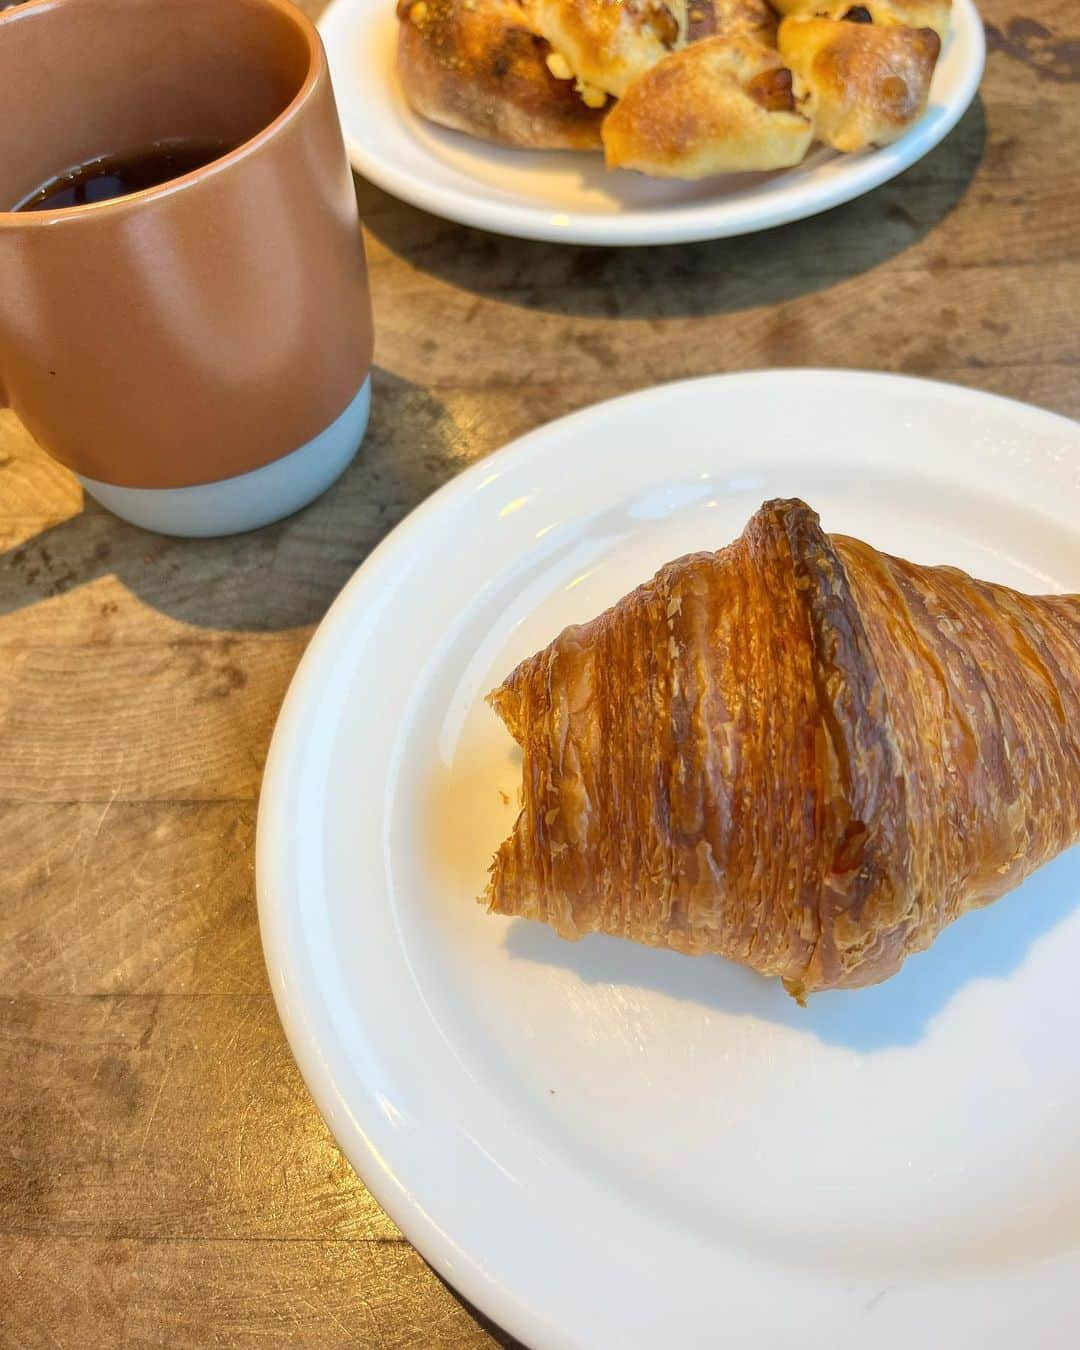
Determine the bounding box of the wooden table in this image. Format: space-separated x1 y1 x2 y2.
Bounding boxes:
2 1 1076 1342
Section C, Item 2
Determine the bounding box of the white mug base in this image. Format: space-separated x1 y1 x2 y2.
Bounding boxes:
76 376 372 538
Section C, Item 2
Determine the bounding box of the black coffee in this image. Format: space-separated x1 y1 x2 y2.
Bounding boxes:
11 139 233 212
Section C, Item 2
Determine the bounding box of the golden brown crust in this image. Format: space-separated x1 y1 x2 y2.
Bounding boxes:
396 0 945 169
770 0 951 43
778 14 941 150
687 0 777 43
877 0 950 39
396 0 788 158
514 0 779 96
485 499 1080 995
396 0 605 149
512 0 687 98
602 36 814 175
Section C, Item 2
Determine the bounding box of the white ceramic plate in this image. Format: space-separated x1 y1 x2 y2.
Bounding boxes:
318 0 985 245
258 372 1080 1350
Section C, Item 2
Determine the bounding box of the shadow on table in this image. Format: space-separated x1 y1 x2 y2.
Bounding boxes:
434 1273 526 1350
359 98 987 321
502 844 1080 1052
0 369 459 634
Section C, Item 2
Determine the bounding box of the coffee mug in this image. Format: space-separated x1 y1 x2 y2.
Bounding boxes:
0 0 374 537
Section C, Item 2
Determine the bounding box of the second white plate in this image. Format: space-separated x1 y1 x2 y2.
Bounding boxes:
319 0 985 244
259 371 1080 1350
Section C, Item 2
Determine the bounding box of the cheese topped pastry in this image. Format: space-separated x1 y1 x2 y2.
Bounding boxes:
778 13 940 151
603 35 814 174
509 0 687 100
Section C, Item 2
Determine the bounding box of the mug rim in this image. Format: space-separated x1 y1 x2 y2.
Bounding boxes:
0 0 325 228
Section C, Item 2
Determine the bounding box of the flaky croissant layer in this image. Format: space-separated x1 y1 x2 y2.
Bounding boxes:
484 499 1080 995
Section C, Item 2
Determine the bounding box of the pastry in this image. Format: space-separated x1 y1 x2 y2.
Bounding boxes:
603 35 815 175
777 12 940 151
770 0 951 43
396 0 950 175
507 0 689 102
396 0 605 149
484 499 1080 997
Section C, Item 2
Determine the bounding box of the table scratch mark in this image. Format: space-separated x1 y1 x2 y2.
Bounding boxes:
296 1294 359 1344
135 1055 174 1162
73 787 120 904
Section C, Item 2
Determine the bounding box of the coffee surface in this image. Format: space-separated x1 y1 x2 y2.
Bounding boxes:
11 139 233 212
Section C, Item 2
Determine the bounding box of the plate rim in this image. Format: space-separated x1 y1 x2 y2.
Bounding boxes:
319 0 986 245
257 370 1079 1350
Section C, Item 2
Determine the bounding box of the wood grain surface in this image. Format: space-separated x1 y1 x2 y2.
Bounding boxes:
2 0 1077 1343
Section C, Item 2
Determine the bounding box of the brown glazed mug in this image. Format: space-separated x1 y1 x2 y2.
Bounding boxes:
0 0 374 536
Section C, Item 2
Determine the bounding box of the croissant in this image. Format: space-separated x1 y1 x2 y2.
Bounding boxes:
484 499 1080 997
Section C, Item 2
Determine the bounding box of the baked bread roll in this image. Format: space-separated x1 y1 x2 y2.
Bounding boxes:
485 499 1080 997
603 35 814 174
777 12 940 150
396 0 605 148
